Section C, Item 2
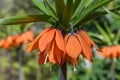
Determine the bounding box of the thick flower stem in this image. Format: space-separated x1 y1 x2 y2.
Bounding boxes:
111 59 115 80
7 50 12 80
60 61 67 80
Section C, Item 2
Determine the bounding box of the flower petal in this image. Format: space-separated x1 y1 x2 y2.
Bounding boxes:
27 28 50 52
54 41 65 65
39 28 56 52
55 29 65 53
78 30 99 51
49 41 56 64
66 34 82 58
76 34 93 62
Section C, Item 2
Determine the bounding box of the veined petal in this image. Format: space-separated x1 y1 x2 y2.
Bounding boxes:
55 29 65 53
76 34 93 62
39 28 56 52
66 34 82 58
49 41 56 64
78 30 99 51
54 41 65 65
27 28 50 52
64 33 71 45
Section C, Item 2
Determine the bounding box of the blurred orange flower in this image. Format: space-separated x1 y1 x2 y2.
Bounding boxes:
0 30 33 49
27 27 66 65
99 45 120 59
16 30 33 45
65 30 99 67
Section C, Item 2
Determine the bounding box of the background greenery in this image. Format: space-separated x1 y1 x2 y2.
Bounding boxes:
0 0 120 80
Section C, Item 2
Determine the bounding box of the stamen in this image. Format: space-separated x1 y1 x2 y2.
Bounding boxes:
49 64 52 71
44 53 49 64
73 66 76 71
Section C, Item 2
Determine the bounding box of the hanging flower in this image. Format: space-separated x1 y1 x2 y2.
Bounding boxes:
15 30 33 45
65 30 99 68
27 27 66 65
0 31 33 49
99 45 120 59
0 35 19 49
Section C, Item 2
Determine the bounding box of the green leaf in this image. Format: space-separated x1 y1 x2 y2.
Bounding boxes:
32 0 48 14
103 6 120 20
94 21 111 43
0 14 54 25
54 0 65 22
73 0 112 27
85 0 94 8
44 0 57 20
88 32 104 41
104 22 113 39
75 7 120 26
72 0 87 20
113 30 120 45
62 0 74 27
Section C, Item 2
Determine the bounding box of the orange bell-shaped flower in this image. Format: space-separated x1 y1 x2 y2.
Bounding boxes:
100 45 120 59
16 30 33 45
27 27 65 65
65 30 99 67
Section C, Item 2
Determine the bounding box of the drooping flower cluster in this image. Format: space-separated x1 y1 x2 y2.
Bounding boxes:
0 30 33 49
99 45 120 59
27 27 99 68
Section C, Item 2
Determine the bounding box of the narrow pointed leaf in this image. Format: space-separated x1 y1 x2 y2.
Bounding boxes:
32 0 48 14
62 0 74 27
88 32 103 41
0 14 54 25
72 0 86 19
73 0 112 26
85 0 94 8
44 0 57 20
54 0 65 22
94 21 110 42
103 6 120 20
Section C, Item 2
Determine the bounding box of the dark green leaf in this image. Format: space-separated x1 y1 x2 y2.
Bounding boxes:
0 14 54 25
54 0 65 22
62 0 74 27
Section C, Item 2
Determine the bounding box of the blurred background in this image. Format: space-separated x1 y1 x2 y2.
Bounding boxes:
0 0 120 80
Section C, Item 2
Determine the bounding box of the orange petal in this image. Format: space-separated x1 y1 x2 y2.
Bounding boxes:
55 29 65 53
54 41 65 65
66 34 82 58
0 39 6 47
76 34 93 62
117 45 120 57
111 46 117 59
78 30 99 51
49 41 56 64
27 28 50 52
39 29 56 52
